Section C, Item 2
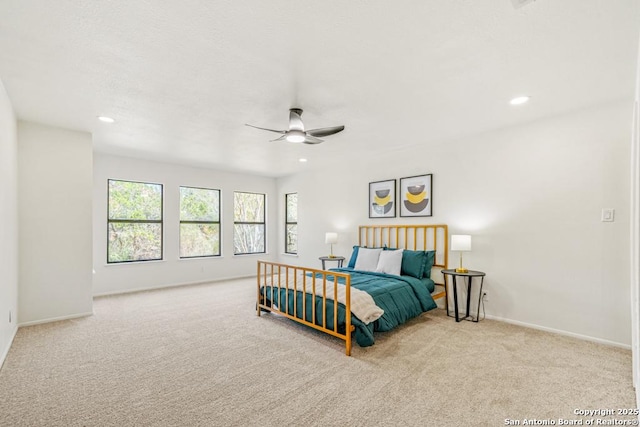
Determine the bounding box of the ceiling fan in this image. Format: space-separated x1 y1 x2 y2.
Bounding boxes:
246 108 345 144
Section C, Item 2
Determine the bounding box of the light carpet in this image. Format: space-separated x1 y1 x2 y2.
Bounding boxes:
0 278 635 426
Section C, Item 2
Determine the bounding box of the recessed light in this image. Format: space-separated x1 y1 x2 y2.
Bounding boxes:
510 96 530 106
97 116 115 123
299 158 308 163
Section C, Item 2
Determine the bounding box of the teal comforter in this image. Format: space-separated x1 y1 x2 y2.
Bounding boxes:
261 268 437 347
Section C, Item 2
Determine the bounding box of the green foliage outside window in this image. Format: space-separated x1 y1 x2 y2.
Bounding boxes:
234 192 265 254
180 187 220 258
108 182 266 260
285 193 297 254
108 180 163 263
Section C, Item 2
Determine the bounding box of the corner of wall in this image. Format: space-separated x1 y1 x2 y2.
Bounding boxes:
0 325 18 371
0 75 19 372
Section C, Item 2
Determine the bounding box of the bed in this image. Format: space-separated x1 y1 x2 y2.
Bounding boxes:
256 224 449 355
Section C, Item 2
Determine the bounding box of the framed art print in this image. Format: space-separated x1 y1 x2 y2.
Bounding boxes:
399 174 432 217
369 179 396 218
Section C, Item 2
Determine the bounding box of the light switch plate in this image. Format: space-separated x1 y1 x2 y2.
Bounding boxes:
601 208 615 222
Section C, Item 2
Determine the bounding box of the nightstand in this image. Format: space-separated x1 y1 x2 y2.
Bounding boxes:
319 256 345 270
441 269 486 322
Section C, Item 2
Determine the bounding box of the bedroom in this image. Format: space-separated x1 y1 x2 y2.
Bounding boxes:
0 0 639 425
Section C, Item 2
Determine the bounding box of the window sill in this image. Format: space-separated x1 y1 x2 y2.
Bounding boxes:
233 252 269 257
104 259 166 267
179 256 224 261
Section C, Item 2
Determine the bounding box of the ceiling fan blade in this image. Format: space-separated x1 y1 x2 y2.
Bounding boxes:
303 135 324 144
306 125 345 138
270 135 288 142
289 109 305 131
245 123 286 134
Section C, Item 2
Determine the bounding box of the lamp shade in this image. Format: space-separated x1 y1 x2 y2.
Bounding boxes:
325 232 338 244
451 234 471 251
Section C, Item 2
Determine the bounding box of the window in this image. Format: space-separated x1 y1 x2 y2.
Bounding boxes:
180 186 220 258
108 179 163 263
285 193 297 254
234 191 265 254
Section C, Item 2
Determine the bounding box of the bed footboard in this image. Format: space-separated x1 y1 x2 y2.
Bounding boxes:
256 261 355 356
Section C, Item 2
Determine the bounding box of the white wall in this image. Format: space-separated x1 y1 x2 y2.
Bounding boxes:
0 79 18 366
277 101 632 347
631 31 640 410
18 121 93 325
93 154 277 295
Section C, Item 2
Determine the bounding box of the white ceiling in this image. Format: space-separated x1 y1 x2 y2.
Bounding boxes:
0 0 638 177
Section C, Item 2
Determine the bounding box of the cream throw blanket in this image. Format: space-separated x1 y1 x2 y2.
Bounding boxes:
269 272 384 325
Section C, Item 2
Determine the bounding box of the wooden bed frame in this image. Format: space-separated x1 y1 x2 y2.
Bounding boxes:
256 224 448 356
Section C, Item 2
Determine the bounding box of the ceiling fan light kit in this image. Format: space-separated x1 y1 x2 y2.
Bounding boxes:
285 130 306 143
246 108 345 145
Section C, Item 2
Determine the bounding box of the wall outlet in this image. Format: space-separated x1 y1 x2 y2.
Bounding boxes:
482 292 488 302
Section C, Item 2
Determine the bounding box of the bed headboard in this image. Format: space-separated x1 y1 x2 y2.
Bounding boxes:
358 224 449 291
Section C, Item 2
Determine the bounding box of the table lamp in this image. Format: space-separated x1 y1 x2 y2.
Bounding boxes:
325 232 338 258
451 234 471 273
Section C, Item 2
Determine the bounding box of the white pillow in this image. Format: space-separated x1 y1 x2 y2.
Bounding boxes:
376 249 404 276
354 247 383 272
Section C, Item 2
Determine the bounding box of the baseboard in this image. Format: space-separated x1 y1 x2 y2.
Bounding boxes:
18 311 93 328
0 325 18 371
485 314 631 350
93 275 255 297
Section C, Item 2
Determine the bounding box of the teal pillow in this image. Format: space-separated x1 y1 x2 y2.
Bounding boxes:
421 277 435 293
401 250 427 279
347 246 360 268
422 250 436 279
